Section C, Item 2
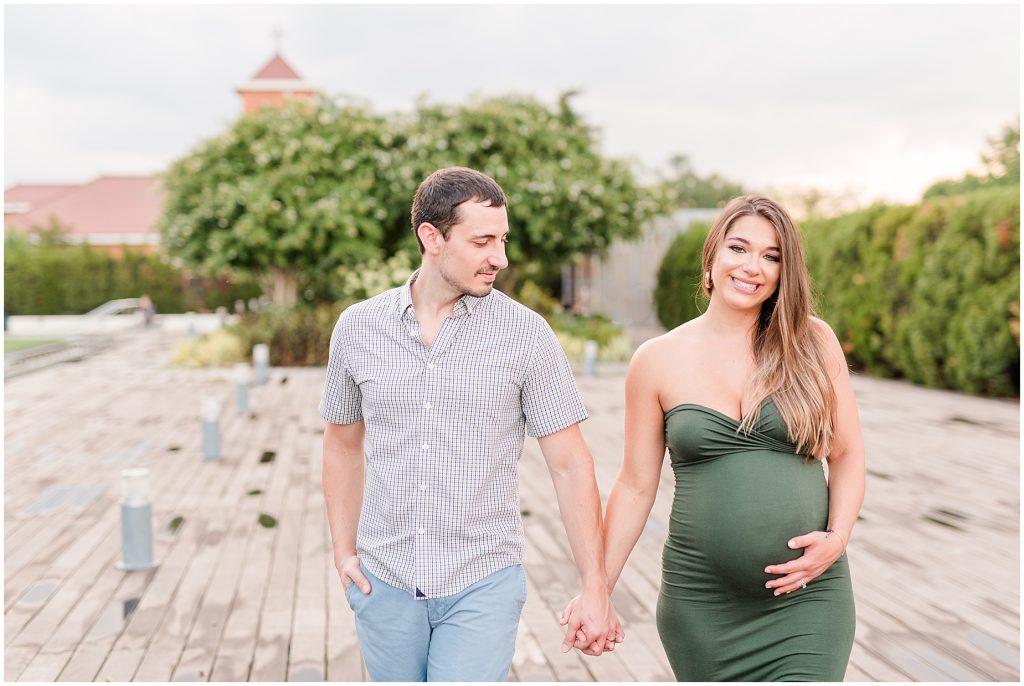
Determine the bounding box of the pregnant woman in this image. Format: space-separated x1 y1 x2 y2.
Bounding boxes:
568 195 865 680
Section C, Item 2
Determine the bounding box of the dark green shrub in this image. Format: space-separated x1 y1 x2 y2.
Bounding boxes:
4 231 260 315
654 222 711 329
895 188 1019 391
229 303 347 366
944 270 1019 396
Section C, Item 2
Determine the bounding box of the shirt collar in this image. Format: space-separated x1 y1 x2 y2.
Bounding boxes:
396 268 487 319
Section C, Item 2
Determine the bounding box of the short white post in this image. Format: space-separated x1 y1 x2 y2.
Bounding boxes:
234 363 251 412
583 340 599 377
253 344 270 385
116 468 159 571
202 398 220 461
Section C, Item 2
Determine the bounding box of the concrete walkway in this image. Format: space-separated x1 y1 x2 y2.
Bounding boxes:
3 329 1019 681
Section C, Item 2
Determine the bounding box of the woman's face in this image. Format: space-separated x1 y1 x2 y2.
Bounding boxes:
709 214 782 312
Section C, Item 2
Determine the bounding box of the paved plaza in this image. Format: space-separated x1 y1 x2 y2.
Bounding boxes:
4 329 1019 681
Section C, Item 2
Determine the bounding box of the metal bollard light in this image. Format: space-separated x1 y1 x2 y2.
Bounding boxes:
116 468 159 571
583 340 599 378
234 363 251 412
253 344 269 385
202 398 220 461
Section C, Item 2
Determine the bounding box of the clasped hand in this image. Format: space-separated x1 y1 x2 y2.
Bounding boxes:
763 530 845 596
559 591 624 656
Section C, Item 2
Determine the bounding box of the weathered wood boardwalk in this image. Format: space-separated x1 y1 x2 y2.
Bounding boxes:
4 329 1019 681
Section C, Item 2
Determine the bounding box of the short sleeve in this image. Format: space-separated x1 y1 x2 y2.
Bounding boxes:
521 319 588 438
318 311 363 424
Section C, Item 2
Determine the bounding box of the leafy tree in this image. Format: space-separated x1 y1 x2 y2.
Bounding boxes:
404 92 668 291
158 98 412 307
924 122 1020 199
656 154 745 209
159 93 668 304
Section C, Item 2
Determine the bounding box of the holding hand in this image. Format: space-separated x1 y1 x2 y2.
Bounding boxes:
559 594 625 656
764 530 845 596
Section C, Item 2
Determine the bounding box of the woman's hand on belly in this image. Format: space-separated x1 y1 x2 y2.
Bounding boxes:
763 530 846 596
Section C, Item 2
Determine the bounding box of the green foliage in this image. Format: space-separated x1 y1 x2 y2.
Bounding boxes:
802 203 901 376
407 93 667 290
924 122 1020 199
159 99 413 305
4 227 259 315
653 222 711 329
548 312 623 349
158 94 668 305
227 303 345 367
807 187 1019 396
656 154 746 209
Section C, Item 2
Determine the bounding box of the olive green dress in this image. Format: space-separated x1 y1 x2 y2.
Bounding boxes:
656 398 855 681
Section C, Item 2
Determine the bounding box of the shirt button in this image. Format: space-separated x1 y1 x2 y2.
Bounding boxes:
427 362 434 369
419 483 428 491
423 401 431 410
417 528 426 535
422 443 429 451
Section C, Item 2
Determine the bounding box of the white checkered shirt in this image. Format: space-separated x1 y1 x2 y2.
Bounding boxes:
319 271 588 598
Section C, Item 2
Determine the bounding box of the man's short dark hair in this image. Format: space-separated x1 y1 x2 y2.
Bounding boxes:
411 167 507 253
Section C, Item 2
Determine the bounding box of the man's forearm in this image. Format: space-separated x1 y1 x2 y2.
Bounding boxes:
550 459 608 589
322 427 365 559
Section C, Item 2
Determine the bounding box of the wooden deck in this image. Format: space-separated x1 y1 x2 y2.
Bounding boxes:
4 329 1019 681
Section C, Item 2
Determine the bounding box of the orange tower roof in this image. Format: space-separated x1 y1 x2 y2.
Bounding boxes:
252 53 303 80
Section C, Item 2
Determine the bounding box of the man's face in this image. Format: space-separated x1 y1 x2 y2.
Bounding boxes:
436 200 510 297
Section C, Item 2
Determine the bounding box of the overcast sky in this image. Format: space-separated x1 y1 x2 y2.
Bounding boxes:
4 3 1019 205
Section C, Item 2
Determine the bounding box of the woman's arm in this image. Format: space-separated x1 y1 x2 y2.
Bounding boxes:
560 338 670 654
603 339 670 591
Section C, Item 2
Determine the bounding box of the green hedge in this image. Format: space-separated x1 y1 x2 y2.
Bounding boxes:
654 221 711 327
654 188 1020 397
4 233 261 315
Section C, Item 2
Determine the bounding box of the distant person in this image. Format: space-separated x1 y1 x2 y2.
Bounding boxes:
139 294 156 327
563 195 865 680
319 167 618 682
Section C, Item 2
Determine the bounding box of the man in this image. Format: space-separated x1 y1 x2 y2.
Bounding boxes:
320 167 615 681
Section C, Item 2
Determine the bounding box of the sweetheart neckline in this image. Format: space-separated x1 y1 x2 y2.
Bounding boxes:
663 397 774 424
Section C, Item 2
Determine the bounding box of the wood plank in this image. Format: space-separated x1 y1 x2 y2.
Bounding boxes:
210 420 301 681
133 512 230 682
5 331 1018 683
286 434 328 682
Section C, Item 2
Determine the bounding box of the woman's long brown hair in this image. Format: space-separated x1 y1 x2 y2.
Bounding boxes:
700 195 836 459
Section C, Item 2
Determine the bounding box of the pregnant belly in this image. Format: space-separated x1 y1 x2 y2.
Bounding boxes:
664 450 829 598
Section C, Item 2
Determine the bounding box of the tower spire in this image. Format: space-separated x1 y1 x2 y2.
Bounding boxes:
272 25 283 54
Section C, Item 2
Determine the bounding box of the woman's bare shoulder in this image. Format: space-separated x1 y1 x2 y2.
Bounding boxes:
630 319 703 371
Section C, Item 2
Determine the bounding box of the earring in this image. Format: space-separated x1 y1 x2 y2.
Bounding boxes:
704 271 712 290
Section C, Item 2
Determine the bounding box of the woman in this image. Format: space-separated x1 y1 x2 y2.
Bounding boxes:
566 195 864 680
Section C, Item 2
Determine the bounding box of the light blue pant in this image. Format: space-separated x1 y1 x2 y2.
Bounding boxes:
346 563 527 682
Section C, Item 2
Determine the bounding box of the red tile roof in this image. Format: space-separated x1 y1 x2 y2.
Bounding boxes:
4 176 164 235
5 184 78 208
253 53 303 80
